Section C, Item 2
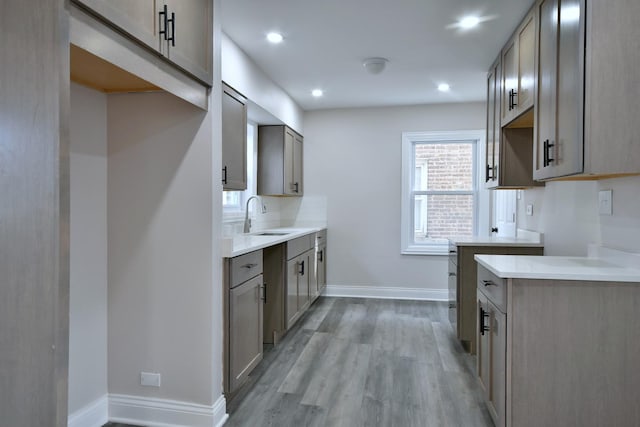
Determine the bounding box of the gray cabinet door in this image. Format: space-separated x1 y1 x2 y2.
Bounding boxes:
485 56 500 188
534 0 584 179
163 0 213 84
229 274 264 392
222 84 247 190
258 125 303 196
292 133 304 196
71 0 157 50
488 301 506 427
283 128 303 195
286 257 301 328
71 0 212 85
299 250 312 310
477 293 490 396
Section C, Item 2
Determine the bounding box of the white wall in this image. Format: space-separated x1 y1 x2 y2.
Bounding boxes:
304 103 486 296
68 83 108 416
221 32 304 133
518 175 640 255
107 91 216 405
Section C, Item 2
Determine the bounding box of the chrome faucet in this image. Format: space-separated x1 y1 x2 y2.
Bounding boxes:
244 195 263 233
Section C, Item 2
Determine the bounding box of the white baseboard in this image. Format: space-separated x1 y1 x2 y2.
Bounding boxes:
324 284 448 301
68 394 109 427
109 393 227 427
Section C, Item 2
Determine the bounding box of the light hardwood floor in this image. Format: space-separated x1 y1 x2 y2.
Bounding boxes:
226 297 493 427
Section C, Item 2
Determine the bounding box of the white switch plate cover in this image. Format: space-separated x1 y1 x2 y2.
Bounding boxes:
140 372 161 387
526 204 533 216
599 190 613 215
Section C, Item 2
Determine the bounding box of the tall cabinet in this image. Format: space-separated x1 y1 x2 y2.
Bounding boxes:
1 1 69 425
258 125 304 196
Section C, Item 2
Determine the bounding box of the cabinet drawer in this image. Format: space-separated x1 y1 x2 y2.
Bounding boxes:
287 234 313 260
230 250 263 288
477 265 507 312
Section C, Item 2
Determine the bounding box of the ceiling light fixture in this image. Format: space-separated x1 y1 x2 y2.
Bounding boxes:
438 83 451 92
362 57 389 75
266 32 284 44
459 15 481 29
311 89 323 97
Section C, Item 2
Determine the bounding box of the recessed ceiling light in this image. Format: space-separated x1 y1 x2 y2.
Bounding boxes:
459 16 481 29
438 83 451 92
311 89 323 97
266 32 284 44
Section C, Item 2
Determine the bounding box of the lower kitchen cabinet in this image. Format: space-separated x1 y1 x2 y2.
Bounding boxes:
477 273 506 427
224 249 264 395
229 274 264 393
450 242 542 354
476 262 640 427
286 236 314 329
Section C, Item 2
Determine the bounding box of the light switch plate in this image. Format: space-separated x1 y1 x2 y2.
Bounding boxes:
599 190 613 215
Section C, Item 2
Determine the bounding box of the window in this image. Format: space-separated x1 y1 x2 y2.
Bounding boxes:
223 122 257 218
401 130 483 255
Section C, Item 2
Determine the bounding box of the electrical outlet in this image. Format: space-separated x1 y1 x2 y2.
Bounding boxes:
599 190 613 215
140 372 161 387
526 204 533 216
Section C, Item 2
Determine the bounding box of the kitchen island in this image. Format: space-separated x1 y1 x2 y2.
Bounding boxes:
474 247 640 427
448 230 543 354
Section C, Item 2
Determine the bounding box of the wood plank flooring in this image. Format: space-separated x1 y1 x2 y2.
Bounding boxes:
226 297 493 427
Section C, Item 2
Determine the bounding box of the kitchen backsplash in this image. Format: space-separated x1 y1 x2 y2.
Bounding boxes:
222 195 327 236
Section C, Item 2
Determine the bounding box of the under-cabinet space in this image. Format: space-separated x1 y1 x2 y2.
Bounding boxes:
222 82 248 190
258 125 304 196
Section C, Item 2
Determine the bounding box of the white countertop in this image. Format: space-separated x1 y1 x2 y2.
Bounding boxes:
450 236 544 247
222 227 325 257
449 228 544 248
475 254 640 282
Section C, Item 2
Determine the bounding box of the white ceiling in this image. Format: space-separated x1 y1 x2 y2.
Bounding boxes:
221 0 533 111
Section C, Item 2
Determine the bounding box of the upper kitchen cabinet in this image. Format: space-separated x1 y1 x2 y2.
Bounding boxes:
534 0 640 180
501 7 536 126
70 0 212 85
222 83 248 191
486 55 540 189
258 126 304 197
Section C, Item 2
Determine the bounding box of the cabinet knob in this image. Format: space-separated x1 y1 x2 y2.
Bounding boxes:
491 227 498 233
482 280 496 287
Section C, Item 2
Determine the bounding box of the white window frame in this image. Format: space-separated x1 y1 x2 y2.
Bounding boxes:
401 130 484 255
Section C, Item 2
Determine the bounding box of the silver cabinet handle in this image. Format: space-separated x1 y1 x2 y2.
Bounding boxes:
448 272 456 277
242 263 258 269
482 280 496 287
